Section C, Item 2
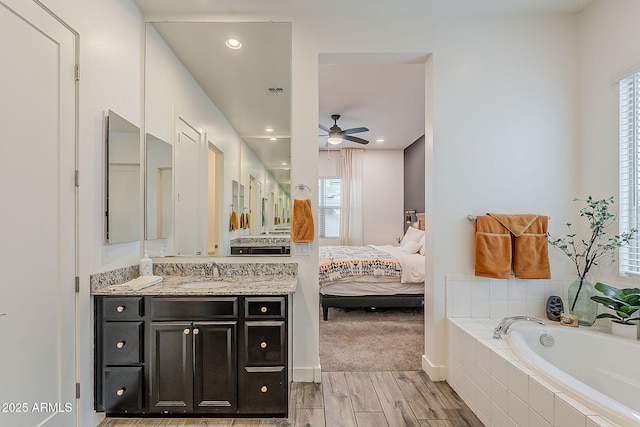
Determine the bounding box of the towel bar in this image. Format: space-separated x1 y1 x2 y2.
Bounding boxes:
467 215 550 221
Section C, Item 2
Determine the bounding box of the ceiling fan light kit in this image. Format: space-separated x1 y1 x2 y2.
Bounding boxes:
319 114 370 146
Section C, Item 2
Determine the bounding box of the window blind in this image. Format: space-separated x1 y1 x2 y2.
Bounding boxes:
619 71 640 275
318 178 341 238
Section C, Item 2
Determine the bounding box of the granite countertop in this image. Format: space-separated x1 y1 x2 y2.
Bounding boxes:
230 236 291 247
91 274 297 296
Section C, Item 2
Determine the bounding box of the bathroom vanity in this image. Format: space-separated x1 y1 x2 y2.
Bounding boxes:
92 265 296 418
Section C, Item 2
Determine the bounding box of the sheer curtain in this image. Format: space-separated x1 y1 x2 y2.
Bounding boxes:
339 148 364 245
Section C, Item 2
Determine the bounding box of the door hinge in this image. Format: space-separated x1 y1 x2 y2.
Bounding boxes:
75 383 80 399
74 64 80 81
74 170 79 187
75 276 80 293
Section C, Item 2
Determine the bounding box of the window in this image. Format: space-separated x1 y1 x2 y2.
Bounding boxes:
619 71 640 275
318 178 341 238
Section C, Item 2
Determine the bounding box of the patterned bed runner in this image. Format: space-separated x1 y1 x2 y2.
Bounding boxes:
319 245 401 284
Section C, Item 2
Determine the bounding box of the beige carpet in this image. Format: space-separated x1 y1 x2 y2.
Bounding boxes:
319 307 424 372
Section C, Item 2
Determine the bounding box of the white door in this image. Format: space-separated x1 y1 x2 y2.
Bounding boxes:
174 117 201 255
0 1 76 426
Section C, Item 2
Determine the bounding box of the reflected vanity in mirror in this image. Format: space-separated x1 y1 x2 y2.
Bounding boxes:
144 21 292 257
105 110 141 244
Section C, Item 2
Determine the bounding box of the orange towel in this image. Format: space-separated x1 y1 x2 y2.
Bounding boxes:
292 199 314 243
229 211 238 231
475 216 512 279
475 214 550 279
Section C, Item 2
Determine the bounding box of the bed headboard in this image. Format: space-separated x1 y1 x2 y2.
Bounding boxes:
416 213 425 231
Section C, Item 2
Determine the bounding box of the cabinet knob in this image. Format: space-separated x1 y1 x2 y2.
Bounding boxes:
183 328 190 335
193 328 199 335
116 388 125 396
260 306 268 313
260 385 268 393
260 341 267 349
116 341 125 349
116 305 125 313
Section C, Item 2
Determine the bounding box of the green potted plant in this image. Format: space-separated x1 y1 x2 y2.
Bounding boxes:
591 282 640 339
548 196 637 326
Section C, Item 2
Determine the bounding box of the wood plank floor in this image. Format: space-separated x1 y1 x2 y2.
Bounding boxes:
98 371 484 427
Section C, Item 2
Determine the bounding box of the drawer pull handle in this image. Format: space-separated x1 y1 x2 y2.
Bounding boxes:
193 328 199 335
116 388 125 396
116 305 125 313
116 341 125 349
260 341 267 349
260 385 268 393
260 306 268 313
184 328 190 335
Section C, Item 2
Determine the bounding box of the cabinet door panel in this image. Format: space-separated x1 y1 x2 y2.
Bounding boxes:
244 321 285 365
103 366 143 413
149 322 193 413
240 367 286 414
193 322 237 412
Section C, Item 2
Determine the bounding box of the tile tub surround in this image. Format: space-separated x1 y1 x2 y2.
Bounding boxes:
445 274 577 320
448 318 622 427
91 262 298 293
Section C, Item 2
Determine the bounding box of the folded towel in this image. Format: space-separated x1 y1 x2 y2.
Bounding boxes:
126 275 163 291
292 199 314 242
474 214 550 279
474 215 512 279
511 216 550 279
229 211 238 231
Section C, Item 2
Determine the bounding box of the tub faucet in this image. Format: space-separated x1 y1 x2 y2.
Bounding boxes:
493 316 546 339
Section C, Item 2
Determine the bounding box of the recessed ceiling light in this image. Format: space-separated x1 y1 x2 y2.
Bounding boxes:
226 38 242 49
376 139 385 143
281 162 288 166
265 127 274 132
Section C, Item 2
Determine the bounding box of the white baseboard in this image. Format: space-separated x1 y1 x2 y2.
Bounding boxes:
422 354 447 381
292 366 322 383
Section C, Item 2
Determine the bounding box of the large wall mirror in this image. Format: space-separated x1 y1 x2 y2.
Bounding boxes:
105 110 141 244
144 21 291 257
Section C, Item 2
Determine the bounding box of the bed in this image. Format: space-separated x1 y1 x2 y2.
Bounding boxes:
319 225 425 320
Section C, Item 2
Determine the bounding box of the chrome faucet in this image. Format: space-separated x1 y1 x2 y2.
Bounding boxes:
493 316 546 339
200 262 218 280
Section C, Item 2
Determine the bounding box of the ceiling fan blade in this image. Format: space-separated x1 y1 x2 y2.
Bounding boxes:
344 135 369 145
319 123 330 132
342 127 369 135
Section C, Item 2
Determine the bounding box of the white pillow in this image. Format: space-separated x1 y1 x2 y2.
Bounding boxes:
402 241 422 254
400 226 424 247
418 235 425 256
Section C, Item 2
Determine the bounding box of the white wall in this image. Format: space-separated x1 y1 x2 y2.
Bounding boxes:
576 0 640 287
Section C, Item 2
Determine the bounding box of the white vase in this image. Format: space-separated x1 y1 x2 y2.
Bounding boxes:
611 321 639 340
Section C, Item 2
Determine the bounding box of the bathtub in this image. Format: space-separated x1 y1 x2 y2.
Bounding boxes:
508 322 640 427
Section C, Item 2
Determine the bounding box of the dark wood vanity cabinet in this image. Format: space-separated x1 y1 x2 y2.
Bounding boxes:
95 294 288 417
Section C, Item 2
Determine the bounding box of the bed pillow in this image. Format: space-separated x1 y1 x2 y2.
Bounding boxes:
402 241 422 254
418 235 425 255
400 226 424 247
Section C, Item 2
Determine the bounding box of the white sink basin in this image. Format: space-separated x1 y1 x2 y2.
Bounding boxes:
178 281 228 289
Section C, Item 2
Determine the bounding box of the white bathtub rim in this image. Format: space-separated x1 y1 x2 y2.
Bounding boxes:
508 323 640 427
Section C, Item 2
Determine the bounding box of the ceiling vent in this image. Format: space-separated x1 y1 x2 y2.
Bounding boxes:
267 87 285 95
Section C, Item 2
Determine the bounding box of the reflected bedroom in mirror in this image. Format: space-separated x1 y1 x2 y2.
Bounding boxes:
144 21 292 257
104 110 141 245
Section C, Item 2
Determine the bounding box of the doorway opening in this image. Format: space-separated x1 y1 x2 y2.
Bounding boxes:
207 140 224 255
317 52 427 372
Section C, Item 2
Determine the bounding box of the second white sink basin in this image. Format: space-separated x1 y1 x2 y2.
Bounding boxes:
178 281 228 289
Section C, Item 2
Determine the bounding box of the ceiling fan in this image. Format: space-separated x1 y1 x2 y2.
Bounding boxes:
319 114 369 145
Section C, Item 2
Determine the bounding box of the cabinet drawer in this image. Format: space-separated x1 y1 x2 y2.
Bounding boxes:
103 322 143 365
240 367 286 414
245 297 285 319
244 321 285 365
103 366 143 412
102 297 144 320
151 297 238 320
